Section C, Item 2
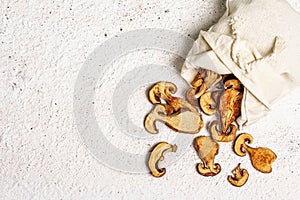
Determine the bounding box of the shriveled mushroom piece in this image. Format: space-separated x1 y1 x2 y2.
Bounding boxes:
148 82 177 104
194 136 221 176
199 92 217 115
234 133 277 173
148 142 177 177
210 120 237 142
185 88 198 107
218 88 243 133
228 163 249 187
191 72 204 87
144 104 203 134
190 69 222 99
224 79 242 91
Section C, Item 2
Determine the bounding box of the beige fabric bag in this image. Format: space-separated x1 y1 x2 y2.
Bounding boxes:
181 0 300 128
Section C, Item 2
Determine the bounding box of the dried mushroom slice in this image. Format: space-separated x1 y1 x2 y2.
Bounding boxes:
224 79 243 91
185 88 198 107
210 120 237 142
148 142 177 177
218 88 243 133
199 92 217 115
148 82 177 104
234 133 277 173
228 163 249 187
194 136 221 176
144 104 203 134
191 72 204 88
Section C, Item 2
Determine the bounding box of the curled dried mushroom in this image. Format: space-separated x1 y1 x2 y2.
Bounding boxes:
228 163 249 187
185 88 198 107
234 133 277 173
199 92 217 115
148 142 177 177
144 104 203 134
148 82 177 104
210 120 237 142
194 136 221 176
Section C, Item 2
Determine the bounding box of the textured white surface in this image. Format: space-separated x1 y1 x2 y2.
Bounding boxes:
1 0 300 199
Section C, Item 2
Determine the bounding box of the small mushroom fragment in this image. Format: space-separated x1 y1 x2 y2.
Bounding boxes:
190 69 222 99
194 136 221 176
224 79 242 91
186 88 198 107
191 72 204 88
148 142 177 177
199 92 217 115
148 82 177 104
210 120 237 142
234 133 277 173
144 104 203 134
228 163 249 187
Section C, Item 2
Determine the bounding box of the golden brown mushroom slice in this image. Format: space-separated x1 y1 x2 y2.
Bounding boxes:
144 104 203 134
234 133 277 173
228 163 249 187
148 82 177 104
199 92 217 115
210 120 237 142
218 88 243 133
193 136 221 176
224 79 243 91
148 142 177 178
191 72 204 88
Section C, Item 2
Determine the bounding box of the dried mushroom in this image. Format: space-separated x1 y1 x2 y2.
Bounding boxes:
218 88 243 133
148 82 177 104
199 92 217 115
185 88 198 107
190 69 222 99
144 104 203 134
224 79 242 91
194 136 221 176
148 142 177 177
234 133 277 173
228 163 249 187
191 72 204 87
210 120 237 142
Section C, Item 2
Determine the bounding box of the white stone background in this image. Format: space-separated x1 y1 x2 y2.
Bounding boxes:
1 0 300 199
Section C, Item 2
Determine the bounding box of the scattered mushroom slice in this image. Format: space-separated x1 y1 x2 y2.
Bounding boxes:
218 88 243 133
210 120 237 142
228 163 249 187
194 136 221 176
234 133 277 173
148 82 177 104
144 104 203 134
234 133 253 157
224 79 243 91
186 88 198 107
199 92 217 115
148 142 177 178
